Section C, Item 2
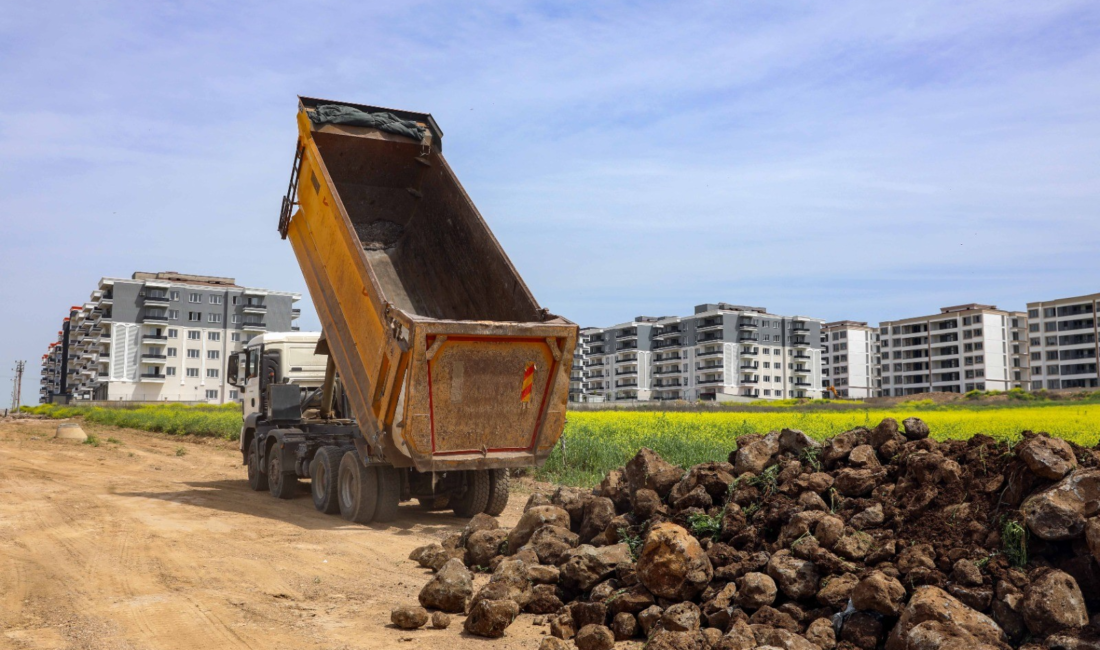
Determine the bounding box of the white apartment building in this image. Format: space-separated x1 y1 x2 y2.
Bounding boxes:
41 272 300 404
569 328 597 402
879 304 1029 397
819 321 882 398
582 303 824 402
1026 292 1099 391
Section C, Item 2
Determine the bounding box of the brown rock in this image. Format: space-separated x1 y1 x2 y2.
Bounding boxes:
647 630 707 650
507 506 572 552
625 448 686 498
662 601 702 632
549 612 575 639
814 515 845 549
528 564 560 584
734 431 781 475
526 524 579 565
716 619 758 650
851 570 907 616
779 428 821 455
539 638 570 650
753 625 820 650
992 580 1027 642
611 612 638 640
885 586 1006 650
902 417 930 440
799 491 829 512
637 522 713 601
1018 435 1077 480
805 618 837 650
559 543 633 592
1087 517 1100 564
418 558 472 613
673 485 713 511
794 472 835 494
480 558 532 609
575 624 615 650
551 486 591 529
391 605 429 629
834 532 875 561
606 584 656 615
597 469 631 512
464 598 519 638
579 496 616 544
634 488 664 519
835 468 880 497
849 503 885 529
897 544 937 574
638 605 663 637
1022 470 1100 541
841 612 883 650
461 512 500 544
527 584 564 614
849 445 880 469
568 600 608 629
1021 569 1089 636
823 428 868 466
466 528 509 568
870 418 902 448
767 551 820 601
953 559 984 587
737 572 778 610
817 573 859 609
430 610 451 629
525 492 552 510
750 606 800 632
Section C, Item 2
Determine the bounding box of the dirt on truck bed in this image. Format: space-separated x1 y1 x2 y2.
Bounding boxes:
0 418 545 650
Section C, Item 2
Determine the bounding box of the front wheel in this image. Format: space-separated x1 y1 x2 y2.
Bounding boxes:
247 438 268 492
268 442 299 499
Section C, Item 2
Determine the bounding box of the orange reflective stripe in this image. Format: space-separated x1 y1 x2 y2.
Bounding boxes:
521 362 535 402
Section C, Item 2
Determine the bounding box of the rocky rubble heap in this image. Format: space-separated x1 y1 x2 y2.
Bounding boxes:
400 419 1100 650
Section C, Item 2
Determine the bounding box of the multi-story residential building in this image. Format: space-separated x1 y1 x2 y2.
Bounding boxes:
819 321 882 398
569 328 597 402
580 303 824 402
583 318 657 402
1026 293 1099 391
40 272 300 404
879 304 1028 396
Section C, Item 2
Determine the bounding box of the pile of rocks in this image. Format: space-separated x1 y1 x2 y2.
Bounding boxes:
398 418 1100 650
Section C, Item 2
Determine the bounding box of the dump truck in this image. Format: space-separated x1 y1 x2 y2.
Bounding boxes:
227 97 577 523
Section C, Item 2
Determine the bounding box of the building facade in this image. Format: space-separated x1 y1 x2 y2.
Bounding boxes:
819 321 882 398
40 272 300 404
1026 293 1099 391
580 303 823 402
879 304 1028 397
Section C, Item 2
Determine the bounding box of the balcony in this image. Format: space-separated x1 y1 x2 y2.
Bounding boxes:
143 334 168 342
615 381 638 388
790 337 811 347
142 312 169 324
741 348 759 356
738 334 758 342
793 381 812 387
793 366 810 375
791 324 811 333
139 373 166 382
653 340 683 349
655 353 684 361
653 368 681 375
242 303 267 314
141 354 167 363
740 362 759 370
697 377 725 385
654 383 683 389
585 360 606 368
697 349 723 358
697 321 722 332
616 330 638 340
653 327 682 338
144 294 170 305
615 369 638 376
738 321 757 330
242 322 267 331
740 376 758 384
793 353 811 360
697 336 723 345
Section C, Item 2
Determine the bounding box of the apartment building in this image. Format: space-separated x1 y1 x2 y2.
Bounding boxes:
40 272 300 404
1026 293 1099 391
583 319 657 402
569 328 597 402
581 303 823 402
819 321 882 398
879 304 1029 397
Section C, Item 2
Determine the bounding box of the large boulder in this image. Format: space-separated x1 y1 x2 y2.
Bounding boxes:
646 630 707 650
579 496 616 544
625 448 686 498
1022 469 1100 541
817 573 858 609
460 512 499 544
465 528 509 568
661 602 702 632
596 469 632 512
559 543 633 592
418 558 473 613
851 570 907 617
507 505 571 552
610 612 638 641
834 468 880 497
767 551 820 601
575 624 615 650
480 558 532 609
527 583 565 614
552 486 591 529
464 598 519 638
669 462 736 503
902 417 930 440
606 584 656 615
737 572 778 610
779 428 821 456
525 524 579 565
885 586 1006 650
823 428 868 466
734 431 781 475
636 522 713 601
1017 435 1077 480
1021 569 1089 636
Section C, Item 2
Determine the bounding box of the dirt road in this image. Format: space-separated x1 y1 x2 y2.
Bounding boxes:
0 418 544 650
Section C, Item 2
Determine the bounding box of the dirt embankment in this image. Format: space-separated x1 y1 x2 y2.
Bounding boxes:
0 418 545 650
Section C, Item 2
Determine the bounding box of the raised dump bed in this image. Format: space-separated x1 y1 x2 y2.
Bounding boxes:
279 97 577 473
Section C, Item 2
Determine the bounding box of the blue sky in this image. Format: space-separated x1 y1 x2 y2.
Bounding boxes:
2 1 1099 402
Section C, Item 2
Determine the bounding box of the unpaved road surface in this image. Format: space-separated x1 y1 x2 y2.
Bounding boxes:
0 418 544 650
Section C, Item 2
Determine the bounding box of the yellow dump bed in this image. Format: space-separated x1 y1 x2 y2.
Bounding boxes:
280 97 577 473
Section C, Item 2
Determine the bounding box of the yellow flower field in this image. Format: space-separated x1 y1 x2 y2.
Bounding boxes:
538 404 1100 486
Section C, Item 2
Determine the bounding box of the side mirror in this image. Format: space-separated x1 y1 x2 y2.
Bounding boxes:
227 352 240 387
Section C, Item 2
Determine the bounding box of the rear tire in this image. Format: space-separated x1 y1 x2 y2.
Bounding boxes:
338 451 378 524
247 438 268 492
452 470 490 518
268 442 299 499
485 469 510 516
374 465 401 523
310 446 342 514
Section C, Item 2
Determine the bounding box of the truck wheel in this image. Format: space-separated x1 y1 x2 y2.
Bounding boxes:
268 442 299 499
452 470 490 518
338 451 378 524
247 439 268 492
485 469 510 516
310 446 342 514
373 465 401 523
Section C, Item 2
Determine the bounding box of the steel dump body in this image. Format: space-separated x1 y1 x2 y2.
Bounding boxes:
282 97 576 473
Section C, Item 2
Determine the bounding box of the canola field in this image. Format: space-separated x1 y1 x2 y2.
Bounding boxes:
22 403 240 439
537 404 1100 486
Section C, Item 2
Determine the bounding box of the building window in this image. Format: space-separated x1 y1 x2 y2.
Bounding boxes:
188 331 201 340
187 349 200 359
208 331 220 341
166 367 176 376
208 313 222 323
231 333 240 342
232 314 241 324
229 390 239 399
207 368 219 378
189 293 201 303
206 389 219 399
170 290 180 301
168 309 180 320
188 312 201 322
167 328 178 338
207 350 220 360
209 295 223 305
167 348 177 357
186 368 199 377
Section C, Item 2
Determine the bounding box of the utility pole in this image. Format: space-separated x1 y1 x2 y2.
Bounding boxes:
11 361 25 413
